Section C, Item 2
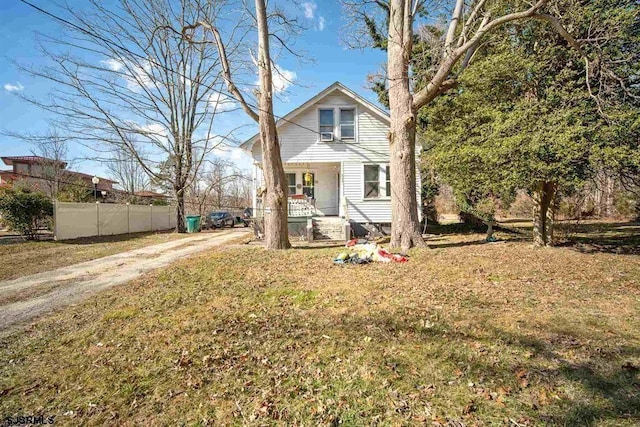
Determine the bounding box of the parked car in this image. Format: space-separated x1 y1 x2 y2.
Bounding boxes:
241 207 252 227
204 212 235 229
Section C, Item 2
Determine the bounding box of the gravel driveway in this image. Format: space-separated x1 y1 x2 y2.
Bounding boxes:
0 229 249 336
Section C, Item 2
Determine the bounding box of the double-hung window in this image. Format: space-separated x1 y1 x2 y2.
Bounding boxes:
364 165 380 199
286 173 296 196
319 109 334 141
364 164 391 199
339 108 355 140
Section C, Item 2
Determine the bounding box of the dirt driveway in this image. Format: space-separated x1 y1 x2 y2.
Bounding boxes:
0 229 249 335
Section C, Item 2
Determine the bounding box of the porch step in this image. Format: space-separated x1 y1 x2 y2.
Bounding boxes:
313 218 346 241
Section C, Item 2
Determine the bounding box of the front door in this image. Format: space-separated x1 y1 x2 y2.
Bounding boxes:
302 172 315 199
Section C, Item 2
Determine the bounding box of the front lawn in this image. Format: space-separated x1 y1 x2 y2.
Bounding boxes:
1 224 639 426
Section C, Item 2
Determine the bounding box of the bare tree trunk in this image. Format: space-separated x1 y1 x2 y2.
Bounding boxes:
188 1 292 249
175 187 186 233
387 0 426 251
255 0 291 250
532 181 557 247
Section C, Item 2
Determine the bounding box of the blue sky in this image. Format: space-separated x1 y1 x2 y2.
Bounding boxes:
0 0 386 181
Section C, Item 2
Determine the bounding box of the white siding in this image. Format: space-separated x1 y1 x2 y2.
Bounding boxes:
343 161 392 223
252 91 389 164
342 160 423 224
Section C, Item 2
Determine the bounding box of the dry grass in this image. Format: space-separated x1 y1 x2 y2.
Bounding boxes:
1 223 639 426
0 231 191 281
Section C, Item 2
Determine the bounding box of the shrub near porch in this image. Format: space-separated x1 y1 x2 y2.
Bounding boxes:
1 227 639 426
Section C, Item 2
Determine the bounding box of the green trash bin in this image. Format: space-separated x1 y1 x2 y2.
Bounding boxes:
186 215 201 233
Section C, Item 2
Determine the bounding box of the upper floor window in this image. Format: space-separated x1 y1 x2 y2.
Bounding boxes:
319 109 334 141
340 109 355 140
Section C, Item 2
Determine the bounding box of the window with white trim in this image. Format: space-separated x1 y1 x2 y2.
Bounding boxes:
364 165 380 199
385 165 391 197
286 173 296 196
339 108 355 140
363 164 391 199
319 109 334 141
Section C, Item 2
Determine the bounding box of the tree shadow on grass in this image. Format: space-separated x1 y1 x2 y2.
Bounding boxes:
54 230 177 246
426 238 491 249
324 310 640 426
427 221 527 237
557 221 640 256
292 242 346 250
487 326 640 425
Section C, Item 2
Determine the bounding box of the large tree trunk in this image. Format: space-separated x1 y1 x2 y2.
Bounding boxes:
255 0 291 250
387 0 426 251
532 181 557 247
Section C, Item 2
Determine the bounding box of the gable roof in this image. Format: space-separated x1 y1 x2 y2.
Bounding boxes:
239 81 389 152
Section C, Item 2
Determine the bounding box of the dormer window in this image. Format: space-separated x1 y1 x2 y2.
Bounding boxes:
340 108 355 140
319 109 334 141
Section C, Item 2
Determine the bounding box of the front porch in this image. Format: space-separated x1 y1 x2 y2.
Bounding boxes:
284 162 342 217
254 162 344 218
252 162 350 241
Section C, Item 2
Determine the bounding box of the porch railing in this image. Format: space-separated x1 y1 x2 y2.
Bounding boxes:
255 196 318 217
288 196 316 217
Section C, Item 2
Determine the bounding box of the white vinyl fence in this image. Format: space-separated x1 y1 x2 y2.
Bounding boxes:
54 202 176 240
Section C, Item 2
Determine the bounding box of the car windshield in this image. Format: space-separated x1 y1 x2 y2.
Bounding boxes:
209 212 227 219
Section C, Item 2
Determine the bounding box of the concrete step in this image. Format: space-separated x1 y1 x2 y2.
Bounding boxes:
313 230 345 240
312 218 346 241
314 234 344 241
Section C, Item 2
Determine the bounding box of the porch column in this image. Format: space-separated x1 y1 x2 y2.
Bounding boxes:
339 161 344 218
306 216 314 242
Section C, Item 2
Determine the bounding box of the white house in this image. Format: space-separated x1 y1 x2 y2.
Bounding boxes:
240 82 421 239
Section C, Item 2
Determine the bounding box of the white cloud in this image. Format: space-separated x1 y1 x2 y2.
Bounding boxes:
301 2 324 31
229 148 243 160
126 61 155 91
207 132 245 162
100 57 155 92
302 2 316 19
4 82 24 92
100 59 124 72
208 92 237 113
213 145 244 161
136 123 169 144
272 67 297 93
254 64 296 94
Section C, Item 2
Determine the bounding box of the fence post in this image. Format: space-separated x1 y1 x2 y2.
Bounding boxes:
126 202 130 234
149 203 153 231
96 201 100 237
